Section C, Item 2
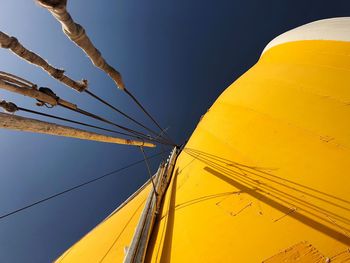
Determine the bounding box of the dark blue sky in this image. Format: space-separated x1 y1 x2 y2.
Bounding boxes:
0 0 349 262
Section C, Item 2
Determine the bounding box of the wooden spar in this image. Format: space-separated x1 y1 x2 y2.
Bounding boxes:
36 1 174 143
0 71 35 87
0 112 155 147
0 30 87 92
0 78 77 110
36 0 125 90
0 79 57 106
0 74 157 142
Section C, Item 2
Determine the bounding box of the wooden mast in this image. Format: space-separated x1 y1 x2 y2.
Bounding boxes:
0 112 155 147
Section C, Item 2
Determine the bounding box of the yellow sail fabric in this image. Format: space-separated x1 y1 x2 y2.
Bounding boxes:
55 182 151 263
146 40 350 262
56 34 350 262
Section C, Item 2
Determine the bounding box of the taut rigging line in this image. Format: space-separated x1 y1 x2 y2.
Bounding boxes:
0 32 172 144
17 106 143 139
36 0 174 143
0 100 155 147
0 151 165 220
0 73 174 146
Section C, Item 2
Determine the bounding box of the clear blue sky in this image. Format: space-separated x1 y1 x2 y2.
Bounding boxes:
0 0 349 262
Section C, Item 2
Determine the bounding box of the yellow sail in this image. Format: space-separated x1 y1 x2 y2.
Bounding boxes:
56 18 350 262
55 182 152 262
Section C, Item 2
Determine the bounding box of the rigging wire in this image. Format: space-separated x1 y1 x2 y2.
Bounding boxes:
0 71 175 146
84 89 166 141
59 104 174 146
17 107 143 139
140 146 158 195
0 72 173 145
124 88 176 145
27 1 174 145
0 151 165 220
